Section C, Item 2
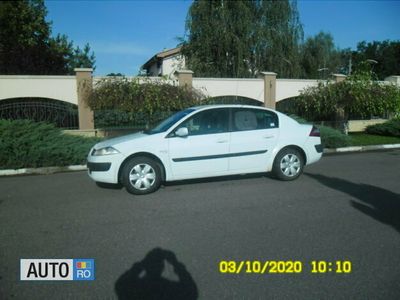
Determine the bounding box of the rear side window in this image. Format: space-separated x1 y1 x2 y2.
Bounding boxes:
179 108 229 136
232 108 279 131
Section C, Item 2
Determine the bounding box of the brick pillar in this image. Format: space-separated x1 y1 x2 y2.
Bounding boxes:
259 72 277 109
174 70 193 88
75 68 94 130
332 73 346 83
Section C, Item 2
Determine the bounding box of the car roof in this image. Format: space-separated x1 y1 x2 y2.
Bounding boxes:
190 104 274 111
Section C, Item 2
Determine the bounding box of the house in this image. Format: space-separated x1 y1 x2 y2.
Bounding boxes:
141 46 185 78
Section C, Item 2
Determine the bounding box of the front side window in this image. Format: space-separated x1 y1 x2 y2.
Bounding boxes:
145 108 195 134
232 108 279 131
178 108 229 136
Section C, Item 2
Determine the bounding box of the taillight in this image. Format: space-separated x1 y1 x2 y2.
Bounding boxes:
309 125 320 137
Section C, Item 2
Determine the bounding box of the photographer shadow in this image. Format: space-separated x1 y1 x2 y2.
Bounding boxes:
115 248 198 300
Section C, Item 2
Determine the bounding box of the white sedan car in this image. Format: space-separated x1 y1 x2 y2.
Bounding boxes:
87 105 322 194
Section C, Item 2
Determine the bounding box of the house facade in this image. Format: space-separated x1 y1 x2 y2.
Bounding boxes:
141 46 185 78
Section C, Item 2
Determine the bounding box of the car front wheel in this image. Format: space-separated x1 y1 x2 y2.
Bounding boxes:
272 148 304 181
122 157 162 195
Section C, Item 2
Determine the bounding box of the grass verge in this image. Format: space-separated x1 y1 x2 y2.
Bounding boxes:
349 133 400 146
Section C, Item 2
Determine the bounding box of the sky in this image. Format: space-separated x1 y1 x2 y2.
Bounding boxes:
45 0 400 76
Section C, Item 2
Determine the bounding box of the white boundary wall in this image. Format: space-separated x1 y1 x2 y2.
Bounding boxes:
0 75 77 104
276 79 319 101
193 78 265 102
0 75 398 106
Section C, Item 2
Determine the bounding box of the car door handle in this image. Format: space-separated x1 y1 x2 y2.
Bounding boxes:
217 139 229 143
263 135 275 139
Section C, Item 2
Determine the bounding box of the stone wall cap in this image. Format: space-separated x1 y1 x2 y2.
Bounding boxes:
259 72 277 76
332 73 347 77
74 68 93 72
174 70 194 74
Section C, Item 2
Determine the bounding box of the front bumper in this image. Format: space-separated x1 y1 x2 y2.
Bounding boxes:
87 162 111 172
87 153 125 184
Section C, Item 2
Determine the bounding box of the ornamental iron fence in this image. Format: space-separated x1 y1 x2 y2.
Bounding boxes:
0 98 79 129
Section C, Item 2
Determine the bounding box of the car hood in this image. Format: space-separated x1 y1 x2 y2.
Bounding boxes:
94 132 148 149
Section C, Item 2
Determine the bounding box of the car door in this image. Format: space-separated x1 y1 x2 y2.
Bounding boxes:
229 108 279 172
167 108 230 179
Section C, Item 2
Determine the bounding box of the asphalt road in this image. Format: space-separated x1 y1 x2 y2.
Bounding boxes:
1 150 400 299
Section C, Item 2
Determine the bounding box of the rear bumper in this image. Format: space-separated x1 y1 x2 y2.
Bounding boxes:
304 137 323 165
314 144 323 153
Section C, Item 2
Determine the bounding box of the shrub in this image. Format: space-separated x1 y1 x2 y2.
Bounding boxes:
365 118 400 137
87 77 205 127
0 120 101 169
318 125 351 148
289 114 351 148
295 68 400 122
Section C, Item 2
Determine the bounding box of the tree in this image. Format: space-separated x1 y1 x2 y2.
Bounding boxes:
300 32 343 79
352 40 400 80
0 0 95 75
181 0 253 78
253 0 303 78
182 0 303 78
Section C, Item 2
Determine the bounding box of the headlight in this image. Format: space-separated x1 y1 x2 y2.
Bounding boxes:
91 146 120 156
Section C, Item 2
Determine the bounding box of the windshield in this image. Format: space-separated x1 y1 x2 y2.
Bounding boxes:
144 108 196 135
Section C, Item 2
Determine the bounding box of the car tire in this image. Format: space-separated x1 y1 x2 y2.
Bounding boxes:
272 148 304 181
122 157 162 195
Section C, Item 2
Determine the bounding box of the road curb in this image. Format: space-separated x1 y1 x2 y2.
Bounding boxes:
1 143 400 177
0 165 87 176
323 143 400 154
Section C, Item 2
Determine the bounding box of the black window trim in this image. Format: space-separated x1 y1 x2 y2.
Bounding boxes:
230 107 279 132
166 106 279 138
167 107 231 138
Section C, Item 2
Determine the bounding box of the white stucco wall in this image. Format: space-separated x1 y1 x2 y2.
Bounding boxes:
276 79 319 101
162 55 185 78
1 75 396 108
0 75 78 104
384 76 400 85
193 78 265 102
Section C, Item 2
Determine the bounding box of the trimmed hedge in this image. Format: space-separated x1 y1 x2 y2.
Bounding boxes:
365 118 400 137
318 125 351 148
289 114 351 148
0 120 101 169
88 77 204 127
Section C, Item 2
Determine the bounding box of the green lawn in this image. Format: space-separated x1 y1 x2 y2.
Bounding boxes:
350 133 400 146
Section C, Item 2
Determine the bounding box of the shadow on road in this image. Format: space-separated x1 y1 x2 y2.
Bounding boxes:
307 173 400 233
95 182 124 190
164 172 272 187
95 173 273 191
115 248 198 300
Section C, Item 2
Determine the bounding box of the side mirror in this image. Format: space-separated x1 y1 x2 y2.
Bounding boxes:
175 127 189 137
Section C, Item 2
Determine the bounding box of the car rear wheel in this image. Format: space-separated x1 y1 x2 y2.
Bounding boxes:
122 157 162 195
272 148 304 181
